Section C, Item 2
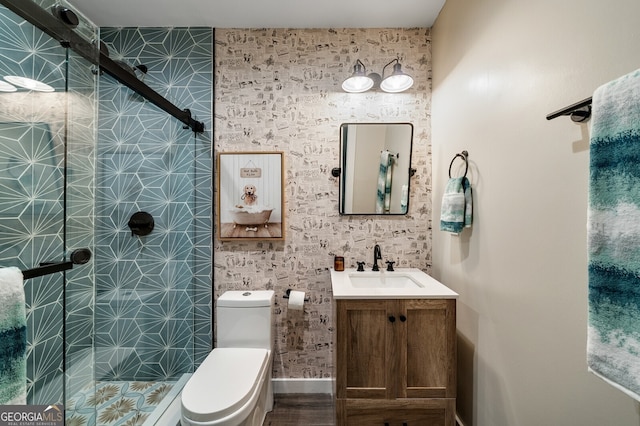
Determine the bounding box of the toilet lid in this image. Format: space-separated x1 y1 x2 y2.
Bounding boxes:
181 348 268 423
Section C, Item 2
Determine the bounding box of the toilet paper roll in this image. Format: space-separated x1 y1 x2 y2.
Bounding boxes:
288 290 306 310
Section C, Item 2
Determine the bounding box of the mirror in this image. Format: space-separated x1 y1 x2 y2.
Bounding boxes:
338 123 414 215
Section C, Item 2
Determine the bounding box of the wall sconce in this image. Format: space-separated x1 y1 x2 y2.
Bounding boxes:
379 59 414 93
341 59 374 93
342 58 414 93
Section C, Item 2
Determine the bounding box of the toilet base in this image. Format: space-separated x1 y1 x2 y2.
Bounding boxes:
180 353 273 426
234 372 272 426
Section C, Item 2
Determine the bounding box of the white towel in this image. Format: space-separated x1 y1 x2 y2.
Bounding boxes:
0 267 27 404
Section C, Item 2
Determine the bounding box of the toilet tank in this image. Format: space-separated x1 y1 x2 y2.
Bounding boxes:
216 290 275 350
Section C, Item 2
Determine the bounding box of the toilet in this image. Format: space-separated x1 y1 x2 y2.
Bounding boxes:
181 290 275 426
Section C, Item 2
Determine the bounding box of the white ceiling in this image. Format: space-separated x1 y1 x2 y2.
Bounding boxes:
69 0 446 28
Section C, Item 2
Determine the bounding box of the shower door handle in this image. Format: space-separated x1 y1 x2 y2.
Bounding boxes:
22 248 92 280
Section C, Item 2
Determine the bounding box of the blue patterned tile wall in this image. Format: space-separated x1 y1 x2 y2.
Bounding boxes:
96 27 213 380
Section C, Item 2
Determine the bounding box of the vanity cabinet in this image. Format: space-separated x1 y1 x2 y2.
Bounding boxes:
334 298 456 426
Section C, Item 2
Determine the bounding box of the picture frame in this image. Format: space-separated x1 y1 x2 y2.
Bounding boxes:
217 151 285 241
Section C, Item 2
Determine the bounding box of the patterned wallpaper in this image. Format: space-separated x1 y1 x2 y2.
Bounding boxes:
214 28 433 379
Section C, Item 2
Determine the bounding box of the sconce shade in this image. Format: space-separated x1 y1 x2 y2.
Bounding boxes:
3 76 54 92
342 60 374 93
380 62 414 93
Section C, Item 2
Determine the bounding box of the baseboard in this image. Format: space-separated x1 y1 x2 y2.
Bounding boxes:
272 378 333 394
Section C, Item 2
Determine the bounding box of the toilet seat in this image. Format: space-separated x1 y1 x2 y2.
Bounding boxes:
181 348 268 424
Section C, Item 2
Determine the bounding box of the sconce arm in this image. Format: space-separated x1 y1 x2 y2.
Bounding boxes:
381 58 399 79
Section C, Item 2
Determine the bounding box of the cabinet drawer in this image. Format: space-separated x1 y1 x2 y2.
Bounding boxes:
338 398 456 426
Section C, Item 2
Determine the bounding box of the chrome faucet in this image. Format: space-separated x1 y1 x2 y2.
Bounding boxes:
372 244 382 271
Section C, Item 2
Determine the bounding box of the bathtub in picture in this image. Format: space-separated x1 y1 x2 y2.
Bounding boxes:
218 204 282 240
231 205 274 227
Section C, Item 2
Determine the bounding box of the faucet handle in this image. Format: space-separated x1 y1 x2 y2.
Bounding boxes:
385 261 395 272
356 261 365 272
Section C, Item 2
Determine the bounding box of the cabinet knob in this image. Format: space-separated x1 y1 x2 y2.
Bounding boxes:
399 315 407 322
388 315 396 323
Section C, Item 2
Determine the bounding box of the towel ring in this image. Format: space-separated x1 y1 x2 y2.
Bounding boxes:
448 150 469 178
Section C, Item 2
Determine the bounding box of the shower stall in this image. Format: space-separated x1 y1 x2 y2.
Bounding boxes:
0 1 212 424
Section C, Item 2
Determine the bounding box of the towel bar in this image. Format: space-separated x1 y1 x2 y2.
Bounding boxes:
546 96 592 122
449 151 469 179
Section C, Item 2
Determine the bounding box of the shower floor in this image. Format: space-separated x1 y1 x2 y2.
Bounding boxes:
67 380 177 426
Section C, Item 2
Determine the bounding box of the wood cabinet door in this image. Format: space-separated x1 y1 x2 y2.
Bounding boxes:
398 299 456 398
336 299 395 399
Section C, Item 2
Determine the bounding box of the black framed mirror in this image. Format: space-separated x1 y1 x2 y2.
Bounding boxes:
337 122 414 215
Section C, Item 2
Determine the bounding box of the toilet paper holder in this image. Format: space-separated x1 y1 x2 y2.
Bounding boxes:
283 289 310 302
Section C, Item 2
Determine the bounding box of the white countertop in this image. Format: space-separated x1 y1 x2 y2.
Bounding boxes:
330 268 459 299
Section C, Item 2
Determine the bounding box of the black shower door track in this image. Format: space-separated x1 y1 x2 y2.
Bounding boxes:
0 0 205 134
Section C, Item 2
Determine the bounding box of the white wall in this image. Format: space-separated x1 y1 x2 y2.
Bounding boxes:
431 1 640 425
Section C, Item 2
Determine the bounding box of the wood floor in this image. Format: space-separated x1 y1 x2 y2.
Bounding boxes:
263 394 335 426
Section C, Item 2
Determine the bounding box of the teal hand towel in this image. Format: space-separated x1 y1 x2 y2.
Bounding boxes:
588 68 640 401
376 150 393 214
0 266 27 404
440 177 472 233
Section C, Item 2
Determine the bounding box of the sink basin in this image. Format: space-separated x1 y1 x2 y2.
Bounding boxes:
348 273 423 289
331 268 459 299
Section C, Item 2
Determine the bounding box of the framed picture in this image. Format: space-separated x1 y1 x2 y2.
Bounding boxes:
217 151 285 241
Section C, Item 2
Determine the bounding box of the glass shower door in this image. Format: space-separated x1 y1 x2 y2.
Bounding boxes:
0 4 68 406
0 2 97 421
0 120 66 403
64 28 98 424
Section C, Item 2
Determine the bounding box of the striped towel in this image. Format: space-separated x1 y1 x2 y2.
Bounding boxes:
440 177 473 233
0 267 27 404
587 68 640 401
376 150 393 213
